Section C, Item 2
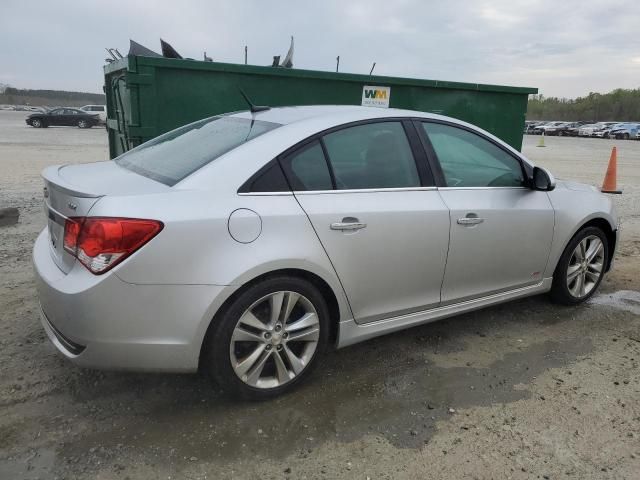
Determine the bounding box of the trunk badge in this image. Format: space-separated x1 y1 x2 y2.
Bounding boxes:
67 202 78 211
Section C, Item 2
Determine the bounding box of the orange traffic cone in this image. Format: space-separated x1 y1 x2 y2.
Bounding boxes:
601 146 622 194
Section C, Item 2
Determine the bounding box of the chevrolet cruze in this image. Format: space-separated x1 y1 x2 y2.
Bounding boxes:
33 106 618 398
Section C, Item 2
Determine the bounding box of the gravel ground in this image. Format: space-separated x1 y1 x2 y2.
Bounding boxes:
1 111 639 479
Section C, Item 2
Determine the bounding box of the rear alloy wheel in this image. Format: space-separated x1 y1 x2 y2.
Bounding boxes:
551 227 608 304
77 119 88 128
623 133 630 140
207 276 329 399
31 118 42 128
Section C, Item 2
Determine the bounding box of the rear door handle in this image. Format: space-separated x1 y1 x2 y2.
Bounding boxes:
331 217 367 231
457 217 484 225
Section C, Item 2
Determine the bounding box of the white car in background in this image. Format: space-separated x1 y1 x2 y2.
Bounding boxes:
80 105 106 124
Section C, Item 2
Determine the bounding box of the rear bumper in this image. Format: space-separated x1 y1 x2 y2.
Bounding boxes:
33 229 226 372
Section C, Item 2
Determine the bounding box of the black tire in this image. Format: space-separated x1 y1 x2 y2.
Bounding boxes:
77 119 88 128
31 118 43 128
205 275 330 400
623 133 630 140
550 226 608 305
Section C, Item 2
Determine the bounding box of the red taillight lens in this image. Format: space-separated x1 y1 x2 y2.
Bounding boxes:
63 217 163 274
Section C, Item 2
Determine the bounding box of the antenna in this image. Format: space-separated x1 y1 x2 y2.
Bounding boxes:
238 88 270 113
244 45 248 65
336 56 340 72
369 62 376 75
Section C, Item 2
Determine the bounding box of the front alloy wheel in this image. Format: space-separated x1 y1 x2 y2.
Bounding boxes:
551 226 608 304
230 291 320 389
566 235 604 298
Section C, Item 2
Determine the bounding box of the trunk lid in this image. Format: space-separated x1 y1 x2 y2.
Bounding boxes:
42 161 169 273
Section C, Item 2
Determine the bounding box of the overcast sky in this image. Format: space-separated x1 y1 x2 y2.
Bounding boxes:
1 0 639 98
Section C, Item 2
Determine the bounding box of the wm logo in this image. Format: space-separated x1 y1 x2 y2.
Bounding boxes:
364 89 387 99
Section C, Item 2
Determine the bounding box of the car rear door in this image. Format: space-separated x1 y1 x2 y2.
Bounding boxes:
418 121 555 304
282 120 450 324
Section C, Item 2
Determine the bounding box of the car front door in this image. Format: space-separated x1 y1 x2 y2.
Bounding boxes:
418 121 555 304
49 108 65 125
281 120 450 324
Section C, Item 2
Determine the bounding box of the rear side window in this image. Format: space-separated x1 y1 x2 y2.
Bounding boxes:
322 122 420 189
421 122 524 188
281 141 333 191
115 116 281 186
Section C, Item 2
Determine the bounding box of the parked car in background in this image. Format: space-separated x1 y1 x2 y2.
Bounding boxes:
25 108 100 128
610 123 640 140
594 123 628 138
557 122 588 136
578 122 610 137
541 122 574 136
533 121 565 135
33 105 618 398
80 105 106 124
525 121 547 134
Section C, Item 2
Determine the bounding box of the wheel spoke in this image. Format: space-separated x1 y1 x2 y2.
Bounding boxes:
232 327 265 343
283 344 306 374
585 240 603 263
286 312 318 332
269 292 285 327
588 261 603 273
579 273 586 296
234 344 267 377
287 327 320 342
282 292 300 323
245 350 272 386
238 310 268 332
273 350 292 384
585 270 600 282
567 264 581 282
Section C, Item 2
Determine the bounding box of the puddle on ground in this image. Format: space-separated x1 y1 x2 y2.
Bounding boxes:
590 290 640 315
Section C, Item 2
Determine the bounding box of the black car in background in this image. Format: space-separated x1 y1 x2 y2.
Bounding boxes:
25 108 99 128
556 121 589 136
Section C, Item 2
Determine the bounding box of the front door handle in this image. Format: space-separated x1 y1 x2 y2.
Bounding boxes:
457 216 484 225
331 217 367 231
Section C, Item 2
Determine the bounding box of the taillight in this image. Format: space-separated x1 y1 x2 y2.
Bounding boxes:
63 217 163 274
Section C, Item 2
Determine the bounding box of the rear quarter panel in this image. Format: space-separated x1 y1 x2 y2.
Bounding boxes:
89 189 352 318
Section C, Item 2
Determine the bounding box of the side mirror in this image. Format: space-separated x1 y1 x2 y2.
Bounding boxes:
531 166 556 191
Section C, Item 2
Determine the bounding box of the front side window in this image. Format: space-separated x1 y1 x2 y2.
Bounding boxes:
322 122 420 190
115 116 281 186
421 123 524 188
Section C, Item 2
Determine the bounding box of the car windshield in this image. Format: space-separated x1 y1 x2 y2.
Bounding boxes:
115 115 281 186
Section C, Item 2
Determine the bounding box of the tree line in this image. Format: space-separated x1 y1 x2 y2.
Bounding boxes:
527 88 640 121
0 87 105 107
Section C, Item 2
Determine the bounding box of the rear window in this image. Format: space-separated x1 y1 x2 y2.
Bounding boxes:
115 116 281 186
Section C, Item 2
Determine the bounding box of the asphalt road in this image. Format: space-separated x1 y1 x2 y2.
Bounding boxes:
1 111 639 479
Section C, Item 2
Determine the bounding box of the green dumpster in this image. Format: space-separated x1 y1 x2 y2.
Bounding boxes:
104 55 537 159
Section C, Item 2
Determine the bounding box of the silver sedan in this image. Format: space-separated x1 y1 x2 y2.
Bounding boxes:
33 106 618 399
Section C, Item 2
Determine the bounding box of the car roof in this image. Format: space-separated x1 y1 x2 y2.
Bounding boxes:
229 105 442 127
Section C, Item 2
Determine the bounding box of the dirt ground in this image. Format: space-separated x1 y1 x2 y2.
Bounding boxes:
1 110 639 479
